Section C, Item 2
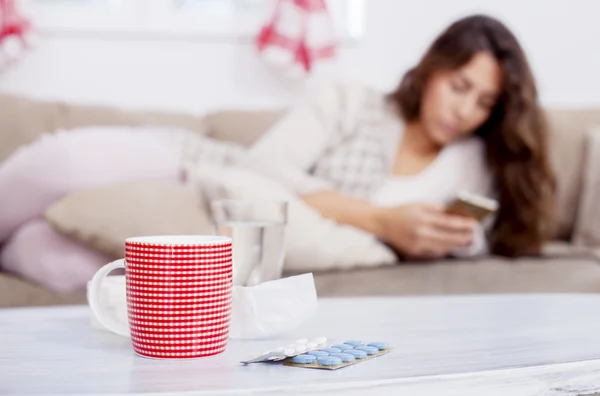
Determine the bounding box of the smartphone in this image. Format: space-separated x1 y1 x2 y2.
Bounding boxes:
445 191 499 222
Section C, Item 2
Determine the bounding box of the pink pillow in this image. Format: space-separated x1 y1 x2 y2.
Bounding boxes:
0 126 184 243
1 219 110 292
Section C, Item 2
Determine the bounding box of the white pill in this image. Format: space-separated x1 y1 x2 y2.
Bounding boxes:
306 342 318 350
283 348 296 356
294 344 307 353
296 338 309 344
313 336 327 344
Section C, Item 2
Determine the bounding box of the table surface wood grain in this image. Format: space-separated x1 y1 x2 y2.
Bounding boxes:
2 294 600 396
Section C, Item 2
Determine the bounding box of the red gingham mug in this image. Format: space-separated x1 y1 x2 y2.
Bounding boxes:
88 235 233 359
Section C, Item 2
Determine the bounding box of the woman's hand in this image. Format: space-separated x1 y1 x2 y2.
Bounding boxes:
301 191 477 259
375 203 477 259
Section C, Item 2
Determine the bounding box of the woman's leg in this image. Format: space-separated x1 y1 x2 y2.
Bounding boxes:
0 126 184 242
1 219 110 292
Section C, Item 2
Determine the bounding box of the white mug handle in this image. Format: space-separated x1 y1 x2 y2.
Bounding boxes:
87 259 130 337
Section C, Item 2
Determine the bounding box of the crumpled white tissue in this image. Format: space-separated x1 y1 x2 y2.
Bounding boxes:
88 273 318 340
229 273 318 339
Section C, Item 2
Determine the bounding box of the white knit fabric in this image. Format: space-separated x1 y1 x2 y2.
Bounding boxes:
243 80 400 198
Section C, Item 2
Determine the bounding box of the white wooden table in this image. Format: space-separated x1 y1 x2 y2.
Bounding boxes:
3 295 600 395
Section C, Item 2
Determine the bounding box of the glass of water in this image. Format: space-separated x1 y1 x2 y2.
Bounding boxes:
210 200 288 287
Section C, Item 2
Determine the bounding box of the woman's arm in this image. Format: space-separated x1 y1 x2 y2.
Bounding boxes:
302 190 477 259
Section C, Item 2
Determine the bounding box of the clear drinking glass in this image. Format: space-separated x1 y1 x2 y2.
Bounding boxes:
210 200 288 287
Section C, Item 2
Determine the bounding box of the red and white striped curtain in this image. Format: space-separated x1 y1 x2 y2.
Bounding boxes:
256 0 337 76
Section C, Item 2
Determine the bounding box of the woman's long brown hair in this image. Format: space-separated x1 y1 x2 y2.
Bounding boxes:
389 14 556 257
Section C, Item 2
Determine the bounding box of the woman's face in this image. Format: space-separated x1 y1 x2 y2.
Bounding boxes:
419 51 502 146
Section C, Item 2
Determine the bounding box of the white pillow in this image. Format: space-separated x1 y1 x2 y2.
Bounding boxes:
194 165 397 272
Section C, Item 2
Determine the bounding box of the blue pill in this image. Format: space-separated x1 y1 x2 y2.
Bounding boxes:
317 356 342 366
344 340 364 347
355 345 379 355
344 349 367 359
293 354 317 364
321 347 342 354
331 353 356 363
306 350 329 357
368 342 389 350
332 344 354 350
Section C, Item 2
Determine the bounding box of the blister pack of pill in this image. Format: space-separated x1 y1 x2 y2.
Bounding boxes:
240 338 391 370
284 340 390 370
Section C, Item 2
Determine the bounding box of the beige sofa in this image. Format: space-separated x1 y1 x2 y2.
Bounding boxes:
1 93 600 307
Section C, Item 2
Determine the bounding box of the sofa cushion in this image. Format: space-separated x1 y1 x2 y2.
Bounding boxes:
0 272 86 308
45 180 213 259
203 108 284 147
546 109 600 240
0 94 65 164
0 94 207 164
306 256 600 296
573 126 600 246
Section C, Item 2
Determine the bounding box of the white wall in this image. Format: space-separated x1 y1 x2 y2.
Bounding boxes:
0 0 599 113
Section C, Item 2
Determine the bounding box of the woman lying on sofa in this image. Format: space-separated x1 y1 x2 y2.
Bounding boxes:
0 14 556 291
